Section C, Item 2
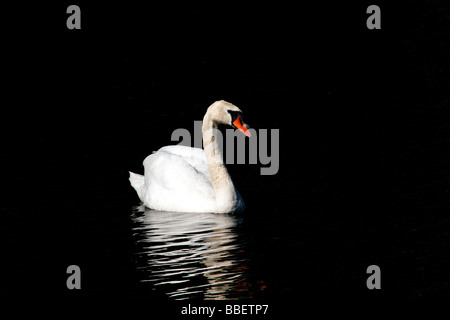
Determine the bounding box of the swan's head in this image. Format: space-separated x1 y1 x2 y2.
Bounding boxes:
207 100 251 137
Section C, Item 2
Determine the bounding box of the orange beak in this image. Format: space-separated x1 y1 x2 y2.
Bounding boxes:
233 116 251 137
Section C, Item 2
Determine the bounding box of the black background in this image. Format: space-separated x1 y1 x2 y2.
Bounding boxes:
2 0 450 314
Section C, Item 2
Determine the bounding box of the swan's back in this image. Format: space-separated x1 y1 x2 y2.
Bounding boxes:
139 145 217 212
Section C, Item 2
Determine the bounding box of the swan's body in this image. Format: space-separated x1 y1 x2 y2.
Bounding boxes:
129 100 250 213
129 145 243 213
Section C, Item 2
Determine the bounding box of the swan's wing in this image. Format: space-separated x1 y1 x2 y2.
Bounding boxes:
143 145 214 198
157 145 209 175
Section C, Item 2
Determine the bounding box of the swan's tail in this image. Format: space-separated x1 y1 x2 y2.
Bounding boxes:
129 171 145 201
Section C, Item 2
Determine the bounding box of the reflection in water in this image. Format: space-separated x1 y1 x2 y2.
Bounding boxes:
131 206 254 300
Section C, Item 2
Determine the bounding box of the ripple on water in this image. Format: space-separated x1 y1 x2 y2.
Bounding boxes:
131 206 254 300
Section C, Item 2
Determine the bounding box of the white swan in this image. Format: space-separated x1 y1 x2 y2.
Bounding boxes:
129 100 251 213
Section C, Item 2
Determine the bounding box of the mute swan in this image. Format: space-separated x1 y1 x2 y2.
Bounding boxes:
129 100 251 213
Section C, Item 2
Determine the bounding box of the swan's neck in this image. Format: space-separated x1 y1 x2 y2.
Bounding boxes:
202 114 237 208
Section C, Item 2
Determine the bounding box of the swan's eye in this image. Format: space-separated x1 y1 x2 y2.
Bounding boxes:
227 110 243 126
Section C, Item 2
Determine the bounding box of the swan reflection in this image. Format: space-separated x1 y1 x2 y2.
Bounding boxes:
131 206 253 300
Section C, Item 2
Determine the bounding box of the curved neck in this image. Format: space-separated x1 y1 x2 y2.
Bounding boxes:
202 113 237 205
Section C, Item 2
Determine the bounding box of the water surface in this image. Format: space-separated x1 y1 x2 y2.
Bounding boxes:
131 206 259 300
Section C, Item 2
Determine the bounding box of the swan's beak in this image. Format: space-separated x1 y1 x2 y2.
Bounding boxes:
233 116 251 137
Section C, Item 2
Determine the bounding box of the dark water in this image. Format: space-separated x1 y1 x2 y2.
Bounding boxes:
131 208 253 300
2 2 450 314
